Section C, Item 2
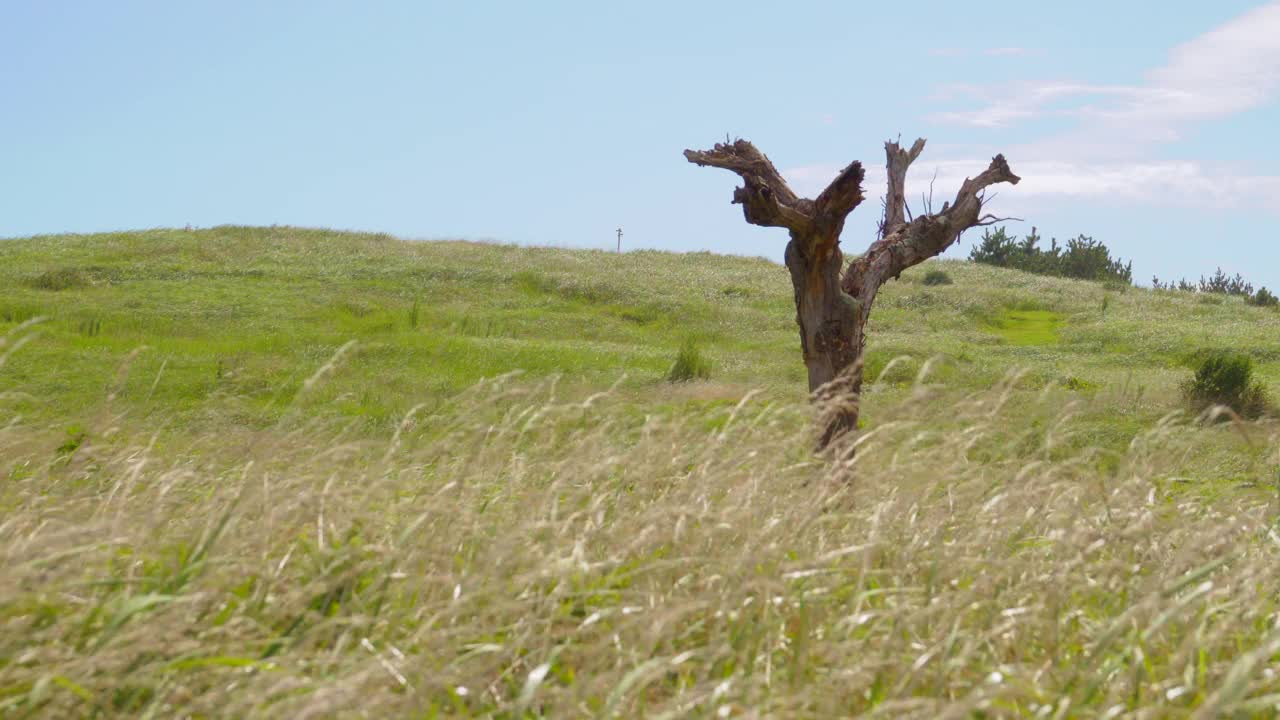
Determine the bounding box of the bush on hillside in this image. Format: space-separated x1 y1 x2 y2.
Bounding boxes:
969 227 1132 285
1153 269 1265 299
1182 350 1270 419
1151 276 1200 293
1198 268 1253 296
922 269 953 286
28 268 89 291
667 341 712 382
1247 287 1279 308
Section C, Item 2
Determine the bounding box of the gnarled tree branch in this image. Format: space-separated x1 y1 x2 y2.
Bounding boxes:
683 140 814 235
684 140 868 258
880 138 926 238
844 151 1020 303
814 160 867 223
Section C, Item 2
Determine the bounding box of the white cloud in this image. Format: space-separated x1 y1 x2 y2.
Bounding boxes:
1007 160 1280 208
1145 2 1280 121
784 159 1280 212
918 2 1280 211
935 2 1280 133
933 82 1162 128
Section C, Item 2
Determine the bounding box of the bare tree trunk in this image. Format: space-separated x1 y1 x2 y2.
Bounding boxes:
685 138 1018 449
784 231 863 447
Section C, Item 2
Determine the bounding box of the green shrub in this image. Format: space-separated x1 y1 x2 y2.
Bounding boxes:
29 268 89 291
1247 287 1279 308
666 341 712 382
409 297 421 328
1182 351 1270 418
1154 269 1265 298
1199 268 1253 296
1061 376 1096 392
55 425 87 458
922 269 953 286
969 227 1132 285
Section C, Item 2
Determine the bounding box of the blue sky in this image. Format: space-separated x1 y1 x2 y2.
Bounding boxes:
3 1 1279 288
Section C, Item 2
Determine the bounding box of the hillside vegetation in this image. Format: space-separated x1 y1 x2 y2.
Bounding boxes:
3 227 1280 717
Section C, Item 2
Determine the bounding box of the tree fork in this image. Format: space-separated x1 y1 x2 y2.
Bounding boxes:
685 137 1019 449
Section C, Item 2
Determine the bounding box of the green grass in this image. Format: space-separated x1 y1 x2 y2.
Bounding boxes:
3 227 1280 717
991 309 1063 346
3 226 1279 440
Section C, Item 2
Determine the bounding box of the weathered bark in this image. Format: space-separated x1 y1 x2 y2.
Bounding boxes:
784 232 863 447
685 137 1019 449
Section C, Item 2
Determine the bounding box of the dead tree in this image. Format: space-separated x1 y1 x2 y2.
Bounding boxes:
685 138 1019 448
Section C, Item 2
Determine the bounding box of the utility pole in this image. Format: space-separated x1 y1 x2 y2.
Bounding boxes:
616 227 623 253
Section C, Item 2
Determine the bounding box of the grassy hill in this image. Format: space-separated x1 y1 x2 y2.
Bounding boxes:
4 226 1278 426
3 227 1280 717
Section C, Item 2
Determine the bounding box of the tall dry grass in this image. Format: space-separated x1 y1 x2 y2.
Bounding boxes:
3 358 1280 717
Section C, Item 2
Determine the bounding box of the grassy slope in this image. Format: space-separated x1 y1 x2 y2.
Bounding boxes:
2 225 1277 474
3 227 1280 717
1 227 1278 413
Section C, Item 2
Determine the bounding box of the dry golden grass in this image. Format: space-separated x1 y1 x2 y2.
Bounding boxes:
4 354 1280 718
